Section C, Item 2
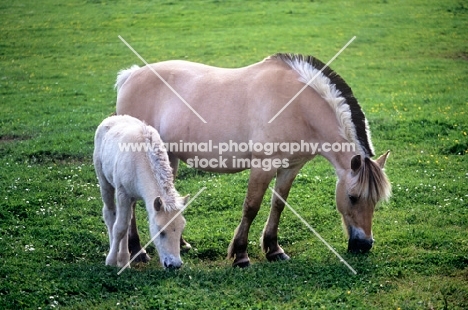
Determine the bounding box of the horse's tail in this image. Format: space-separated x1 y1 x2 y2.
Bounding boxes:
115 65 140 93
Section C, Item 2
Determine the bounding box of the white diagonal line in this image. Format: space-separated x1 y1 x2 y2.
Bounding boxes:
269 187 357 275
118 35 207 124
268 36 356 123
117 187 207 275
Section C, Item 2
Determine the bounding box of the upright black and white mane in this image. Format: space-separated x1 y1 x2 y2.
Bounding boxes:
271 53 375 158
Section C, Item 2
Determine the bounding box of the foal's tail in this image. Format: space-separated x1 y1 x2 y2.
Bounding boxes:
115 65 140 93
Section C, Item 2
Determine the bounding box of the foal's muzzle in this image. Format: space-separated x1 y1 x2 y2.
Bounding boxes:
164 262 182 269
163 257 183 269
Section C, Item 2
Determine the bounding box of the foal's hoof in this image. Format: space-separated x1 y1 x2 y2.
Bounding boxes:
232 257 251 268
266 252 290 262
131 252 151 263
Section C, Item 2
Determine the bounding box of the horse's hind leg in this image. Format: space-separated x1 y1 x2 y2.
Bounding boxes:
168 152 192 252
228 168 275 267
261 166 303 262
127 202 151 263
168 152 179 177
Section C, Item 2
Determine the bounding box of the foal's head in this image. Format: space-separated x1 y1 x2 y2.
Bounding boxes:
151 195 189 269
335 151 391 253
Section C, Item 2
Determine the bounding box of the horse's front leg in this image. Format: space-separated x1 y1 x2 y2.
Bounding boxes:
261 165 303 262
127 202 151 263
228 168 276 267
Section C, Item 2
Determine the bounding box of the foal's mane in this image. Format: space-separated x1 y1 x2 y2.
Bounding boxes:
270 53 375 157
142 125 182 211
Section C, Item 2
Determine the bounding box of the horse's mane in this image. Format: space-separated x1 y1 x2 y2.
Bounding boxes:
270 53 375 157
143 125 183 211
352 157 391 204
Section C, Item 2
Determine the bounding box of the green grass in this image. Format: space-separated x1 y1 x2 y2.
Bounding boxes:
1 0 467 308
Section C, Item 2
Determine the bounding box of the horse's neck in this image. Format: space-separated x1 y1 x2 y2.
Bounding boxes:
307 121 354 176
321 149 356 179
301 101 358 176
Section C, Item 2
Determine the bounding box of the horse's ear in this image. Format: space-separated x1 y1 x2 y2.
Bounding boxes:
376 150 390 169
182 194 190 205
350 155 361 172
154 196 162 212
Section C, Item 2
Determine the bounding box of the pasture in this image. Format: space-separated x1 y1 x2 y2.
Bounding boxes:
1 0 467 308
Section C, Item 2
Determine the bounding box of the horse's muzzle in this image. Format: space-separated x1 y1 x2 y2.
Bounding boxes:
347 226 373 253
347 237 373 253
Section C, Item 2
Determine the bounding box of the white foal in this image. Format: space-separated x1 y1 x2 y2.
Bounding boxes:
93 115 188 269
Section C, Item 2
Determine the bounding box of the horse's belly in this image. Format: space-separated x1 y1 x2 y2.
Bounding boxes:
164 139 295 173
170 145 253 173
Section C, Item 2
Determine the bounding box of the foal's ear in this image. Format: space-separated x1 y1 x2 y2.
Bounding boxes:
154 196 163 212
376 150 390 169
350 155 361 172
182 194 190 205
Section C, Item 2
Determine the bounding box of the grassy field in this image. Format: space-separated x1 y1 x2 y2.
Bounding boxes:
1 0 467 308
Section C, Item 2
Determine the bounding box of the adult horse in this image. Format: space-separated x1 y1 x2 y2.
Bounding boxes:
115 53 391 267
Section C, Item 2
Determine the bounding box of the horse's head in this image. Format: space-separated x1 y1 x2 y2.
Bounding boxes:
151 195 189 269
335 151 391 253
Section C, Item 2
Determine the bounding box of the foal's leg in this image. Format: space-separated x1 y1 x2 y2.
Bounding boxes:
168 152 192 252
127 202 151 263
106 189 132 267
261 166 303 262
99 178 116 257
228 168 276 267
118 223 130 267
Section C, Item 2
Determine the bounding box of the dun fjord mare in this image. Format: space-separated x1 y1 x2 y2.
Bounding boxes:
116 54 391 267
94 115 189 269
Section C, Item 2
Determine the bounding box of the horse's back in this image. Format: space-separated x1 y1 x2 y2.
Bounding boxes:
115 58 306 139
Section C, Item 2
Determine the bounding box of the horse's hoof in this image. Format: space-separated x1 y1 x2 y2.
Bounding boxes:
131 252 151 263
180 242 192 253
232 257 251 268
266 252 290 262
180 237 192 253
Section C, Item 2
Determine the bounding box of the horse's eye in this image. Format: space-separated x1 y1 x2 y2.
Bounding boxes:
348 195 358 204
160 231 166 238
